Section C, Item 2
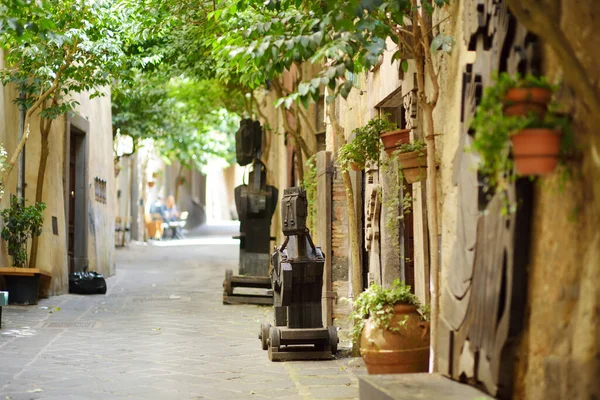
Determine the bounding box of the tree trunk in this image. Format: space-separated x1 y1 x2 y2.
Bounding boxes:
29 127 51 269
422 103 440 372
174 164 184 204
295 150 304 184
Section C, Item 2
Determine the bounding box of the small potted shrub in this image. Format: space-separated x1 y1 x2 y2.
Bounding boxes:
338 116 394 171
0 197 46 304
392 140 427 184
351 279 430 374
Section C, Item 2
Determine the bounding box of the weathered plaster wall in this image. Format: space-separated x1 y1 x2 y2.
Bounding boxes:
76 90 117 280
513 1 600 398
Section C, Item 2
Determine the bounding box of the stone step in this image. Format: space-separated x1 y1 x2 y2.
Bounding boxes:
359 373 493 400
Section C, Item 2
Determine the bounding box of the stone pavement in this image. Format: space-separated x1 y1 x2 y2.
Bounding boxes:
0 223 366 400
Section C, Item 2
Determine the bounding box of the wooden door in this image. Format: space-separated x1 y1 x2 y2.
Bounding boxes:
68 130 76 274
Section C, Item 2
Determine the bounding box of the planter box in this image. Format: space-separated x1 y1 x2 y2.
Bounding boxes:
397 150 428 184
380 129 412 156
0 268 52 305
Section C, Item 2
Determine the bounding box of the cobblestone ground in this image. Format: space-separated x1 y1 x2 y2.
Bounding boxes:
0 223 365 400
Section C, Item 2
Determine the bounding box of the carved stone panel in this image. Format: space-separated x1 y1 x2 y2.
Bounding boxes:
441 1 538 398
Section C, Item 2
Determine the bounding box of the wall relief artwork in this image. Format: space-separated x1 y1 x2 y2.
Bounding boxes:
440 0 539 397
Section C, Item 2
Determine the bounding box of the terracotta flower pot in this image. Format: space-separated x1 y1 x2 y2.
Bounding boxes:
380 129 411 156
397 150 427 184
502 87 552 118
360 304 430 374
511 128 561 175
350 162 362 171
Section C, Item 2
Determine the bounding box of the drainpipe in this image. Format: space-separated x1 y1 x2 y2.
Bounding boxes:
16 92 26 200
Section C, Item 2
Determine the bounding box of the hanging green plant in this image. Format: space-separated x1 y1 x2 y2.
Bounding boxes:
302 155 318 233
392 140 427 184
470 73 571 200
338 116 397 171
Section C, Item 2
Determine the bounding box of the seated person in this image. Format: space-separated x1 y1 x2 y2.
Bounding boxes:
164 195 179 222
150 196 166 218
163 195 182 239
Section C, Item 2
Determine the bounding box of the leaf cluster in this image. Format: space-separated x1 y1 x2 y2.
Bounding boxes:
0 145 7 199
393 139 426 155
0 0 127 133
350 278 424 343
338 116 396 170
302 155 317 232
0 197 45 268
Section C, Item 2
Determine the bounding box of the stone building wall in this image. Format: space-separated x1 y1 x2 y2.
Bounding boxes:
511 1 600 398
0 52 116 294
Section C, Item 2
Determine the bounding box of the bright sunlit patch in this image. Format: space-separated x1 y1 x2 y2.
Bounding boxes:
150 237 239 247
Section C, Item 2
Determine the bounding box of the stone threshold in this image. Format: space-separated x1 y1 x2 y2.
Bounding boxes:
359 372 493 399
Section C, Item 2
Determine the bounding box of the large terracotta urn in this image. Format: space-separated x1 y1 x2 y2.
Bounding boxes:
360 304 430 374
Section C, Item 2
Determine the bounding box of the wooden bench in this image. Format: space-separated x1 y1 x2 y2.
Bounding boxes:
0 267 53 302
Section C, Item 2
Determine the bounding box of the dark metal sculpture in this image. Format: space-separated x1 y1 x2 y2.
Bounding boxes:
223 119 278 305
259 187 338 361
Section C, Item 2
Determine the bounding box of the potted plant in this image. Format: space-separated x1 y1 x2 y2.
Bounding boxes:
510 113 570 175
0 197 46 305
351 279 430 374
500 73 554 118
471 73 570 191
338 116 395 171
392 140 427 184
376 116 411 157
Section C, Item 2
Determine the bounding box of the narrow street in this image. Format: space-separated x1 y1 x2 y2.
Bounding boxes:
0 223 365 400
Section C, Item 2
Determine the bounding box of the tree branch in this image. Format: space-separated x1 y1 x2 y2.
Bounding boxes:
415 5 439 106
272 78 313 158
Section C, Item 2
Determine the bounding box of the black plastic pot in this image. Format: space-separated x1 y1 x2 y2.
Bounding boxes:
5 275 40 305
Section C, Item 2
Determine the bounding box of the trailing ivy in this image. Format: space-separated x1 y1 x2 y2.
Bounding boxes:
303 155 317 233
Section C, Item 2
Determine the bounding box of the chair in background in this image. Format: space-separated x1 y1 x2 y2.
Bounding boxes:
166 211 188 239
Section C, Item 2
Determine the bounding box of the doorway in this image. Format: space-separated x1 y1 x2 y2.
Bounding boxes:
66 117 89 274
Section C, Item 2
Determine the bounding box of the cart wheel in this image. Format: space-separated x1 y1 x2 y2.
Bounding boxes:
269 326 281 351
328 326 339 354
223 269 233 296
261 322 271 350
